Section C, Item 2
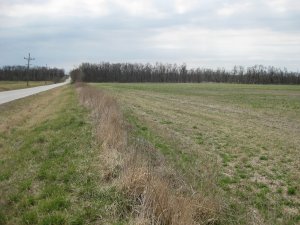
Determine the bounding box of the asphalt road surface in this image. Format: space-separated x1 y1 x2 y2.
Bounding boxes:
0 78 70 105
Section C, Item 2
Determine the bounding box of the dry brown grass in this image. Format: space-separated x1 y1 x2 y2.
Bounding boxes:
77 83 223 225
77 83 126 183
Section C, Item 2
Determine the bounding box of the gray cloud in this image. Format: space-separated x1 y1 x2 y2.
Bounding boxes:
0 0 300 72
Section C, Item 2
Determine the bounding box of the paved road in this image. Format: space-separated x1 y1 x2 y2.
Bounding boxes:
0 78 70 105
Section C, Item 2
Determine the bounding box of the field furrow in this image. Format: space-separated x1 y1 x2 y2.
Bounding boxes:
94 83 300 224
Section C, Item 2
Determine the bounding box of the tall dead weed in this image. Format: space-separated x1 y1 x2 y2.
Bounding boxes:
77 83 223 224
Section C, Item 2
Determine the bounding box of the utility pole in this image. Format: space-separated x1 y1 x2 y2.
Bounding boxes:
24 53 35 86
45 64 48 84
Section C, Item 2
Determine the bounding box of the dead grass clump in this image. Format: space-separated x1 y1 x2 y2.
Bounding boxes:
78 84 126 152
77 84 222 224
121 161 221 225
77 84 125 183
123 173 195 225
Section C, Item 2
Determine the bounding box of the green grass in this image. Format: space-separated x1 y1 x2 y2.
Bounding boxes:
92 82 300 225
126 111 198 177
287 187 297 196
0 86 129 224
91 83 300 112
2 82 298 224
0 81 53 91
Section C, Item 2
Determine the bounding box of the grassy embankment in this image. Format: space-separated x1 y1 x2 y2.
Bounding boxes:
0 81 53 92
92 83 300 225
0 85 129 225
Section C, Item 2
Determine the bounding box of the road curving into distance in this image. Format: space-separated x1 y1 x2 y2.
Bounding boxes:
0 78 71 105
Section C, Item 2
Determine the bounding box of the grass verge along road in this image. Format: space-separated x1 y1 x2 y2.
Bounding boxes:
0 86 126 225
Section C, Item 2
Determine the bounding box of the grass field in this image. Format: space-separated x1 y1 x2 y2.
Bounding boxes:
0 86 128 225
1 83 299 224
92 83 300 224
0 81 53 92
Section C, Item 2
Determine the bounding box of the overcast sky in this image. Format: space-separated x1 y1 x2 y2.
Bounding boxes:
0 0 300 72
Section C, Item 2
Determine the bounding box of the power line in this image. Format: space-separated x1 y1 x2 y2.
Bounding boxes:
24 53 35 86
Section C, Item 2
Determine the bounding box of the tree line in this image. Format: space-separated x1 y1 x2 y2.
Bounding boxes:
70 62 300 84
0 65 66 82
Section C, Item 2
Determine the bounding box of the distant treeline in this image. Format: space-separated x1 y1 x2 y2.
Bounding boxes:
70 62 300 84
0 66 65 82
